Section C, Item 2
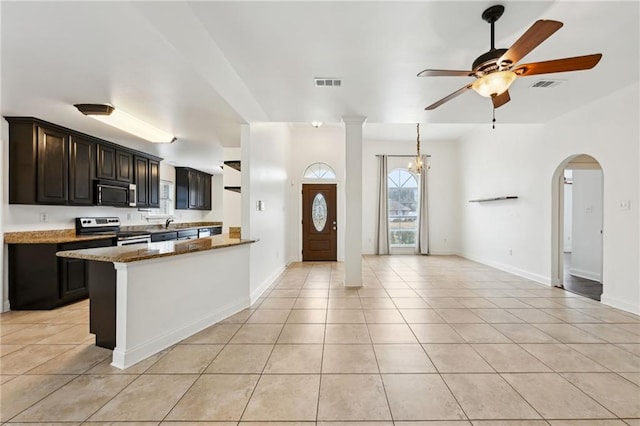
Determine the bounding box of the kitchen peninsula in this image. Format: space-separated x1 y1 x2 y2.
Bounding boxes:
57 234 256 369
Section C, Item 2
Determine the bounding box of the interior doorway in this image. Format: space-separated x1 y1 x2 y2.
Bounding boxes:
302 184 337 261
554 155 603 301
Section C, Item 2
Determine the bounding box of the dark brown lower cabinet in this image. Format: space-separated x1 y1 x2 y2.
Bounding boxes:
8 238 116 310
87 261 117 349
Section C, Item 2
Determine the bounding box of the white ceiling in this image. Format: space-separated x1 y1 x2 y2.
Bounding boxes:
2 1 638 171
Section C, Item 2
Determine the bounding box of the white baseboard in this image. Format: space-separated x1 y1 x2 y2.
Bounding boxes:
428 249 459 255
112 297 250 370
3 300 10 312
362 249 459 256
601 294 640 315
250 264 287 304
459 252 551 286
569 267 601 282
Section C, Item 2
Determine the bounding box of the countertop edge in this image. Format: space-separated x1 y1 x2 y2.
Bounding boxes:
4 222 223 244
56 236 256 263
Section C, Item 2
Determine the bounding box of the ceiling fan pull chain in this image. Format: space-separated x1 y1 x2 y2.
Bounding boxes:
492 108 496 129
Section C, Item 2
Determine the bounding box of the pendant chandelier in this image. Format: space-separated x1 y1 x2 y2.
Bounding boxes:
409 123 424 174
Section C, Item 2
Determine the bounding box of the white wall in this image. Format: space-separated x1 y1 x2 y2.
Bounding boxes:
570 169 603 282
222 147 242 233
458 82 639 314
243 123 292 300
563 178 573 252
289 125 346 261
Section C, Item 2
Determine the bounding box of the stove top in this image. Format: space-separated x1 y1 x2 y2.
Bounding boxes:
76 217 150 239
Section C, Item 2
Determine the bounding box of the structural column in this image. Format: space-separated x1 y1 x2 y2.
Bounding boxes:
342 115 367 287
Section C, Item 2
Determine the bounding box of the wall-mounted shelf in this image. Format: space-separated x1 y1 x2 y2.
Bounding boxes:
223 160 241 172
468 196 518 203
224 186 241 193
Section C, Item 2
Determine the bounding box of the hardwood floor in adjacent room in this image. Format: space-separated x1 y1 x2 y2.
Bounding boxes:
564 253 604 301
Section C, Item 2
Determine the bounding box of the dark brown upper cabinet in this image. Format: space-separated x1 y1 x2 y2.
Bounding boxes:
175 167 212 210
116 150 133 182
134 156 150 207
149 159 160 208
36 126 69 204
68 136 95 205
6 117 162 207
97 145 133 183
96 144 115 180
134 156 160 208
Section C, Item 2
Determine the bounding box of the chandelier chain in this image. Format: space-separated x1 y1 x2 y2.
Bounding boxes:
413 123 424 173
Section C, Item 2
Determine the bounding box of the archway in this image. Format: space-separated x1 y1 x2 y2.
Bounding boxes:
551 154 603 300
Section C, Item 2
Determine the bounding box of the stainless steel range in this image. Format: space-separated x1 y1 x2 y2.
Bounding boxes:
76 217 151 246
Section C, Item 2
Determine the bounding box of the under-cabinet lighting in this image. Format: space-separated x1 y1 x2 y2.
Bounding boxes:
74 104 175 143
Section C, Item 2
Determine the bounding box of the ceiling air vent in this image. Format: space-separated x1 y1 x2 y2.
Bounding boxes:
531 79 564 88
314 78 342 87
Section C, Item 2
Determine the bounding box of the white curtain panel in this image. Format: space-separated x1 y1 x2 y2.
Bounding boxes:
416 155 429 255
375 155 389 255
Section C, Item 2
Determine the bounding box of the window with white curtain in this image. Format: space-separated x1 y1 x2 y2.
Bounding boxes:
387 168 418 247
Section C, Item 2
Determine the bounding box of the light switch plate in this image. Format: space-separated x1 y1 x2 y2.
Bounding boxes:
256 200 265 211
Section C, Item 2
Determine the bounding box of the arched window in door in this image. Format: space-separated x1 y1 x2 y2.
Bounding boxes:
388 168 418 246
303 162 336 179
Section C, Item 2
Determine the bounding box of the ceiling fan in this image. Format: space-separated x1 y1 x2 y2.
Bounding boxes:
418 5 602 110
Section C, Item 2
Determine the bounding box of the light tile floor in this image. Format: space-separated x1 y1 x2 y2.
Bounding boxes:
1 255 639 424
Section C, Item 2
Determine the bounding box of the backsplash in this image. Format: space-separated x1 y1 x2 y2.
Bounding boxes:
3 204 220 232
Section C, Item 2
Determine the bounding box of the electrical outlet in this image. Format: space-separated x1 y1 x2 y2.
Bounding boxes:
508 249 513 256
619 200 631 210
126 213 132 221
39 212 47 223
443 238 447 245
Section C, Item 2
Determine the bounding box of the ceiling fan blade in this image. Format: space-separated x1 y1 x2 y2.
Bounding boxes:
417 69 474 77
492 90 511 109
499 20 563 67
513 54 603 76
425 84 473 110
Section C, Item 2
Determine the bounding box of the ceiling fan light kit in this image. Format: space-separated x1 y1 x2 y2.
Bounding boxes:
418 5 602 111
74 103 176 143
471 70 517 98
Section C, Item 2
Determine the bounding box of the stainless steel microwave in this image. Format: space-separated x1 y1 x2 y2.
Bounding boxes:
95 180 136 207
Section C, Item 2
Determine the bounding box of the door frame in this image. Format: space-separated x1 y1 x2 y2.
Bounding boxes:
301 183 338 261
551 154 604 290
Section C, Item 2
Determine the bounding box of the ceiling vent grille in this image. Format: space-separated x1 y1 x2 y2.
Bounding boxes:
531 79 564 88
314 78 342 87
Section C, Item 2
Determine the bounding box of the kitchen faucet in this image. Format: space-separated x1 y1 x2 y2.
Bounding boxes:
165 217 174 229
